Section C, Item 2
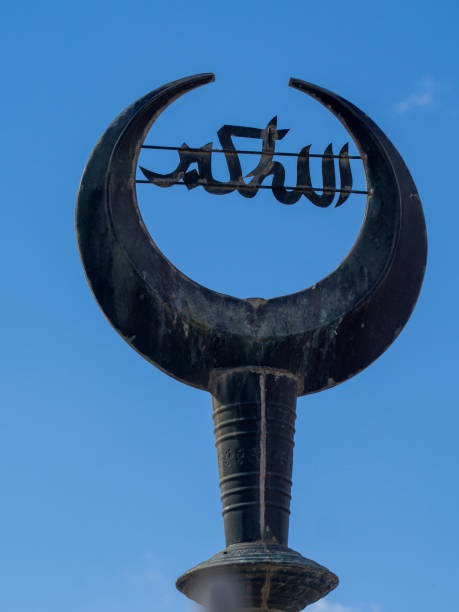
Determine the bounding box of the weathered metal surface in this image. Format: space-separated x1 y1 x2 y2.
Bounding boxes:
75 73 427 397
212 369 297 547
75 73 427 611
176 368 338 610
177 543 338 612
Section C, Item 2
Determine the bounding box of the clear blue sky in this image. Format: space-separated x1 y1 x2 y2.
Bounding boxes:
1 2 458 612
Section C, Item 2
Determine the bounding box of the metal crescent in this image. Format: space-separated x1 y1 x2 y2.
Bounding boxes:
76 73 427 396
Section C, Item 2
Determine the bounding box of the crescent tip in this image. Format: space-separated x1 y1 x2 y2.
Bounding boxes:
195 72 216 83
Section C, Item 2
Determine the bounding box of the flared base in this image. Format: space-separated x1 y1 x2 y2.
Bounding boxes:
176 542 338 611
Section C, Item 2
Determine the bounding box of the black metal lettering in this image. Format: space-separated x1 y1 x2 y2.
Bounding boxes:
139 119 354 207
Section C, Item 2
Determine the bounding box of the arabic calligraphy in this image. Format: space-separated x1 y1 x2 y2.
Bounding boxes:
139 117 353 207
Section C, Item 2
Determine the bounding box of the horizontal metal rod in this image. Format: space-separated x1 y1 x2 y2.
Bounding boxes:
141 144 362 160
136 179 369 195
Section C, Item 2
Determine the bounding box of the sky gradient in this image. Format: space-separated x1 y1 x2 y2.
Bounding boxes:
1 2 458 611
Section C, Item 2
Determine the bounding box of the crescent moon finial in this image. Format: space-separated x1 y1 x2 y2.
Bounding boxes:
76 74 427 395
76 73 427 612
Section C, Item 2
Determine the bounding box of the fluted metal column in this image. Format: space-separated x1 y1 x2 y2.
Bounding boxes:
212 368 298 546
176 367 338 611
